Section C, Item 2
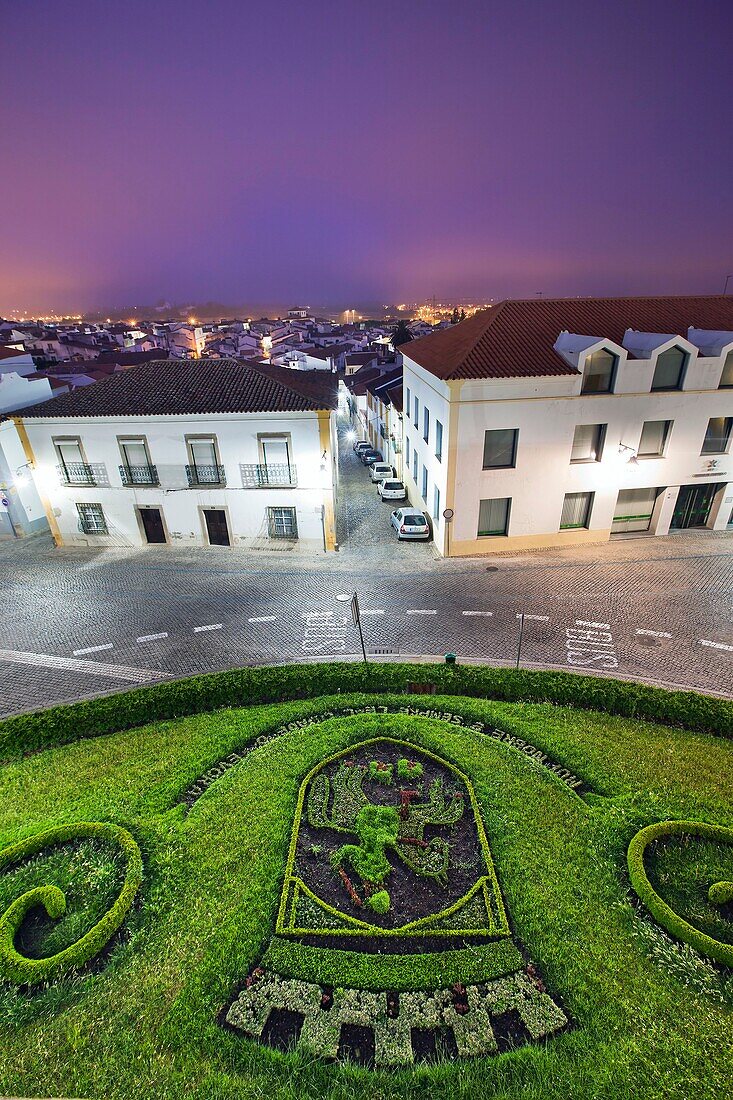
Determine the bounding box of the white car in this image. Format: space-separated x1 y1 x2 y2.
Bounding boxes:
378 478 407 501
390 508 431 540
353 440 371 454
370 462 394 483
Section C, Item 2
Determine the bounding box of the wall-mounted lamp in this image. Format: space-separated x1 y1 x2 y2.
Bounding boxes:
14 462 32 487
618 443 638 464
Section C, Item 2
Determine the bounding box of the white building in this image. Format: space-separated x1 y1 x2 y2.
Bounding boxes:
15 359 339 551
400 296 733 556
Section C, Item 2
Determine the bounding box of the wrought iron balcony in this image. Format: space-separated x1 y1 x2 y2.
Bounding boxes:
57 461 97 486
240 462 297 488
185 463 226 487
119 463 159 487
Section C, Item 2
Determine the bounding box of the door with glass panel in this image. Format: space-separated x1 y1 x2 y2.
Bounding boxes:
670 484 719 529
188 438 221 485
120 439 156 485
261 438 292 486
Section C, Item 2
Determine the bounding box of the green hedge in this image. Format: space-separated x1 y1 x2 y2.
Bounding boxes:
0 821 143 985
0 662 731 763
627 819 733 968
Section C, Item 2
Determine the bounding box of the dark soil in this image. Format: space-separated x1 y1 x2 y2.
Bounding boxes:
411 1026 459 1062
492 1009 531 1053
294 740 490 935
337 1024 376 1067
261 1008 305 1052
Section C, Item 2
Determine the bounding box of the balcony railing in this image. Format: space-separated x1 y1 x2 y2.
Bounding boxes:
119 463 159 487
57 461 97 486
185 464 226 487
240 462 297 488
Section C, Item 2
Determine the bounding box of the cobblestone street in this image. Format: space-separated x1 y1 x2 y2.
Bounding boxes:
0 425 731 715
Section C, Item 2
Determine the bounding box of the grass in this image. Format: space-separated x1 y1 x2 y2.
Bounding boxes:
0 690 731 1099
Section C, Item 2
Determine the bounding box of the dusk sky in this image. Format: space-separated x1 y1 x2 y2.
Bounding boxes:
3 0 733 314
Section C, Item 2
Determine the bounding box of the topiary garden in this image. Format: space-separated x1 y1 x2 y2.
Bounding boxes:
0 663 731 1098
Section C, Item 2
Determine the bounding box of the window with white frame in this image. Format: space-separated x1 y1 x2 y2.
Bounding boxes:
638 420 672 458
477 497 510 537
435 419 443 461
560 491 593 529
482 428 518 469
405 437 410 466
581 349 617 394
651 347 687 391
701 417 733 455
421 464 428 500
570 424 605 463
433 485 441 520
423 406 430 443
413 395 419 428
412 450 418 482
76 503 108 535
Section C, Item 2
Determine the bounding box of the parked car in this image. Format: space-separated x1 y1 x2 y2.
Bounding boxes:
360 449 383 465
377 478 407 501
353 440 371 453
390 508 431 540
370 462 394 482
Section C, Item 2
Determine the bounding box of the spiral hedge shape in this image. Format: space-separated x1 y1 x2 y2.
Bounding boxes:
627 820 733 968
0 822 143 985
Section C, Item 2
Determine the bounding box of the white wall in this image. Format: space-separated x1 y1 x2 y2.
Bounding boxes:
400 357 452 551
23 410 336 549
403 346 733 555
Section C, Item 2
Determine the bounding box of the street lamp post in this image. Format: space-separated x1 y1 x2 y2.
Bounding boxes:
336 592 368 665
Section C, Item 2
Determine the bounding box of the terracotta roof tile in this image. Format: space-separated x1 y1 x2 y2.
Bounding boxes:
16 359 338 418
403 295 733 381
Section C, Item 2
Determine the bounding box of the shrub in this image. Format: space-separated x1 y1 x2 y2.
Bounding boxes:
0 662 730 763
366 890 390 915
0 822 143 986
627 820 733 969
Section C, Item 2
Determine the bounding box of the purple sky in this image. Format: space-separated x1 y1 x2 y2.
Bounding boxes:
3 0 733 314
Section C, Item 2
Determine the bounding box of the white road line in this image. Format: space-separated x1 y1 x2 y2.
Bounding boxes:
360 609 385 616
249 615 278 623
405 609 437 615
575 619 611 630
699 638 733 652
636 628 672 638
136 633 169 644
462 610 494 617
0 648 163 684
517 613 550 622
193 623 223 633
73 643 114 656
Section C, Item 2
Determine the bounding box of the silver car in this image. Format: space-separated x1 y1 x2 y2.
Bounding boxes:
390 508 431 540
378 478 407 501
370 462 394 483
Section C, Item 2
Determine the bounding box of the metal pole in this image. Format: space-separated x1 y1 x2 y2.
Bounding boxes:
353 593 368 665
516 612 525 669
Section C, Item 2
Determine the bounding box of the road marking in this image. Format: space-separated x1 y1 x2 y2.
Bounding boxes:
360 609 385 615
73 643 114 656
136 633 169 643
517 613 550 622
564 623 619 670
636 628 672 638
194 623 223 633
405 609 437 615
699 638 733 652
0 648 163 684
462 610 494 617
302 609 348 653
249 615 277 623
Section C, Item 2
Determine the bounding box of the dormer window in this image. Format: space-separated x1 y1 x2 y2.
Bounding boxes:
581 349 617 394
651 346 687 391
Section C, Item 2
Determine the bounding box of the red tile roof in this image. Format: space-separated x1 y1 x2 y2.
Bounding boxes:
0 346 31 360
402 295 733 381
16 359 338 418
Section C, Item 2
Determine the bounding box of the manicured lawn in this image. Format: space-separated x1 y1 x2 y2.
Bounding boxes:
0 689 731 1099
